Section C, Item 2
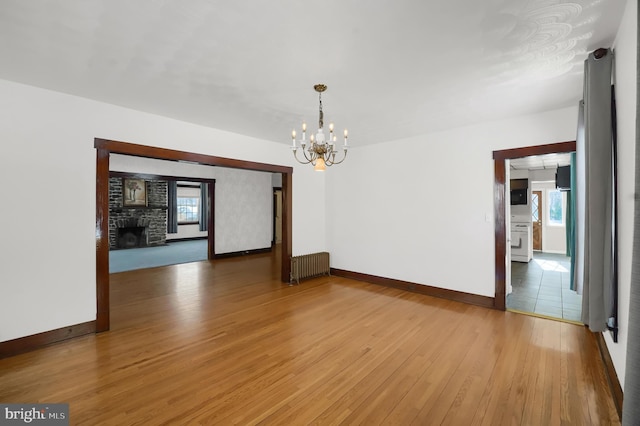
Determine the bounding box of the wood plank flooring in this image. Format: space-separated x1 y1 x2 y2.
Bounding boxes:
0 250 619 425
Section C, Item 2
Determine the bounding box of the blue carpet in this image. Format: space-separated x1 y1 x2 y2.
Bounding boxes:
109 240 208 273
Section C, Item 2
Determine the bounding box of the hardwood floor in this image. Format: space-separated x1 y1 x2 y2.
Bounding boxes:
0 250 619 425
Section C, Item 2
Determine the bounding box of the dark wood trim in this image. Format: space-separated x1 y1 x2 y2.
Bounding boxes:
109 170 217 184
213 247 272 259
595 331 623 421
208 181 215 260
165 236 208 243
492 141 576 312
492 141 577 160
273 192 277 245
331 268 495 309
112 206 168 211
96 148 110 332
0 321 96 359
494 158 507 310
272 187 282 245
96 138 293 174
281 173 292 283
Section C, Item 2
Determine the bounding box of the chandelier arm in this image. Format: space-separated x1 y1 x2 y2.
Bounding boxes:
325 150 348 166
292 148 313 165
323 151 335 166
302 147 317 163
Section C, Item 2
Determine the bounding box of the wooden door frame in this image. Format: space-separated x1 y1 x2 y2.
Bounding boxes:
531 190 543 251
95 138 293 332
492 141 575 310
272 187 282 245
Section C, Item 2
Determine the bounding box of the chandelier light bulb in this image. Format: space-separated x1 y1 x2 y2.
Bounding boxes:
314 157 326 171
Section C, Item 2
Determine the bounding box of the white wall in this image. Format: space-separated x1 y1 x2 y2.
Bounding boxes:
606 0 637 389
529 168 557 182
0 79 326 343
272 173 283 188
327 106 579 297
110 155 273 253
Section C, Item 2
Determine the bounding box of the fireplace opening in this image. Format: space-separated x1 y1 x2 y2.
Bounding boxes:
117 226 147 249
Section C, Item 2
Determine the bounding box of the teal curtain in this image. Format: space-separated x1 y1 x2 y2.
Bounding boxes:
568 153 577 290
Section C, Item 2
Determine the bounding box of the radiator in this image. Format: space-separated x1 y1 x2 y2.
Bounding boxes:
290 252 330 285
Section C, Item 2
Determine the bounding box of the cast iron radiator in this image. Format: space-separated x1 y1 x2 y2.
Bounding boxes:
290 252 330 285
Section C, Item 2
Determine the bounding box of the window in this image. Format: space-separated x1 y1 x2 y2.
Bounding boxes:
548 190 564 226
531 192 539 222
177 196 199 224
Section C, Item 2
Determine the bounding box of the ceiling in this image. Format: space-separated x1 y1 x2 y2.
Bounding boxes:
0 0 626 146
509 152 572 170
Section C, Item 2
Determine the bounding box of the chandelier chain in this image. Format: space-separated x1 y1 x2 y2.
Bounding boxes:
318 92 324 129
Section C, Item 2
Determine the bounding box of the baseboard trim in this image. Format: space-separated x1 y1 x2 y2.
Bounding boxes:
331 268 495 309
0 320 97 359
166 236 208 243
595 331 623 421
213 247 272 259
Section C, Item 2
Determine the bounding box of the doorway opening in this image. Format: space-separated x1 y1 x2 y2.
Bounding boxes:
506 152 580 322
108 170 216 273
95 138 293 332
492 141 576 314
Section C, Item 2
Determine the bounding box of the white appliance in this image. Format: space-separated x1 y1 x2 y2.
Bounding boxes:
511 215 532 262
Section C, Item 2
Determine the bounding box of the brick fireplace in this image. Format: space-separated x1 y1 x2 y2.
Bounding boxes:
108 177 168 250
114 218 151 248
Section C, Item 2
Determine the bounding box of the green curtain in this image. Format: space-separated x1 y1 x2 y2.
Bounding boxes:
568 153 577 290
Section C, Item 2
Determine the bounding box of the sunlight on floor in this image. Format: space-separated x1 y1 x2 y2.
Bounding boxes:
507 252 581 322
532 258 570 272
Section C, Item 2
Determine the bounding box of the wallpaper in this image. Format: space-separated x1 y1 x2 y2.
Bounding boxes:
214 168 273 254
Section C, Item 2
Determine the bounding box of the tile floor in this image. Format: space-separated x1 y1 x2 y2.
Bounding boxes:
507 252 582 322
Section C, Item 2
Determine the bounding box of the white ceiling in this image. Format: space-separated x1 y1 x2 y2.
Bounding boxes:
509 152 572 170
0 0 626 146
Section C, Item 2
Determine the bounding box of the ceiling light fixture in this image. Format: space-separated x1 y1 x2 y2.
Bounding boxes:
291 84 348 171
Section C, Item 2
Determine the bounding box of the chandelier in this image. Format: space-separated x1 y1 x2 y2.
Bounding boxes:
291 84 348 171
